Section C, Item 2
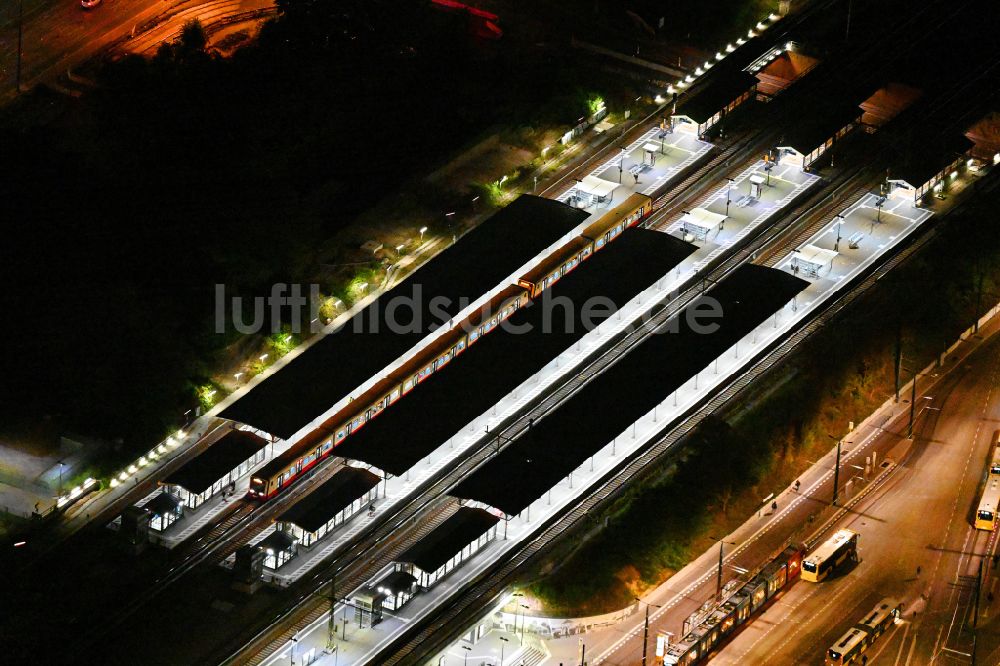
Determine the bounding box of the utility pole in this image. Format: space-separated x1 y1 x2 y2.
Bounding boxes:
907 370 917 439
642 603 650 666
974 268 984 333
717 540 725 598
893 324 902 402
829 434 842 507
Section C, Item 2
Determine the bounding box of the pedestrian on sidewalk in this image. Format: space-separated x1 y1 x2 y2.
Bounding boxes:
794 479 801 492
771 501 778 512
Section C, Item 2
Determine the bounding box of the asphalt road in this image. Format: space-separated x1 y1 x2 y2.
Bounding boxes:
550 315 1000 666
0 0 240 100
714 332 1000 665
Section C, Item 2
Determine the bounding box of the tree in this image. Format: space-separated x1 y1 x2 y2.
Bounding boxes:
179 19 208 54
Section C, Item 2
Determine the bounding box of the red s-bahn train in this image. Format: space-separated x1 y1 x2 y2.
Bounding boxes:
247 193 653 501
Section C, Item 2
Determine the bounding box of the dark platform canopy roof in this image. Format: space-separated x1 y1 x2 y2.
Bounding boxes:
395 507 499 573
277 466 380 533
144 491 181 516
678 66 758 124
674 34 770 125
220 195 588 440
333 228 696 475
259 529 296 553
451 264 809 517
376 570 418 595
163 429 268 495
779 96 863 155
891 133 974 189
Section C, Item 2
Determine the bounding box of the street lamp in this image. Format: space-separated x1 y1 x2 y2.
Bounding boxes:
826 422 852 507
710 537 738 600
499 635 509 666
419 226 428 241
725 177 735 218
634 597 662 666
461 644 471 666
289 635 299 666
445 211 457 243
834 214 845 252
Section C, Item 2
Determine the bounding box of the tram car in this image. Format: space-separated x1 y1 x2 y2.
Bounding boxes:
825 598 901 665
663 543 805 665
247 193 652 501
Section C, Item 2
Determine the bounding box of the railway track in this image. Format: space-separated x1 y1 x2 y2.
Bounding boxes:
91 1 976 661
217 155 873 666
380 164 1000 666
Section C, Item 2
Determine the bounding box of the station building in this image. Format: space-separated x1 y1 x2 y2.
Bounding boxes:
275 466 381 548
753 47 820 98
392 507 500 589
260 529 296 570
775 98 863 170
965 111 1000 162
859 83 923 131
142 491 183 532
887 134 974 205
670 67 758 138
161 429 270 510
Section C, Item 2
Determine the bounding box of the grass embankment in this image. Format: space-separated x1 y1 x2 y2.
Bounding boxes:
528 181 1000 616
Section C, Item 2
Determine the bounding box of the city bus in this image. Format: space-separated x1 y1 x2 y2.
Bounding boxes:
975 475 1000 530
801 529 859 582
825 598 901 665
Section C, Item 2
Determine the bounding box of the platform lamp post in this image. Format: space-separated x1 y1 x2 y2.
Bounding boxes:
634 597 661 666
725 177 735 217
834 214 844 252
619 146 627 183
461 644 471 665
499 635 509 666
445 211 456 243
289 635 298 666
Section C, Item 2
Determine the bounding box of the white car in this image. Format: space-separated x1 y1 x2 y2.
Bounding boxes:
81 0 101 8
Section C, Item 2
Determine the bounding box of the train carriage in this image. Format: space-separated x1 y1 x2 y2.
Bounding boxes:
664 543 806 665
246 194 657 501
825 598 901 665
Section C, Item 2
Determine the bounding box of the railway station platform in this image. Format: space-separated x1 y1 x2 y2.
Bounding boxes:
228 228 696 584
662 157 818 270
557 125 713 209
160 428 270 511
259 171 952 666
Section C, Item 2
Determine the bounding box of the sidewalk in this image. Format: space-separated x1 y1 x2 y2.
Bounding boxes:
554 295 1000 665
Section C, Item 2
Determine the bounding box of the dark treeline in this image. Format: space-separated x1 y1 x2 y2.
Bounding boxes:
0 0 601 460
